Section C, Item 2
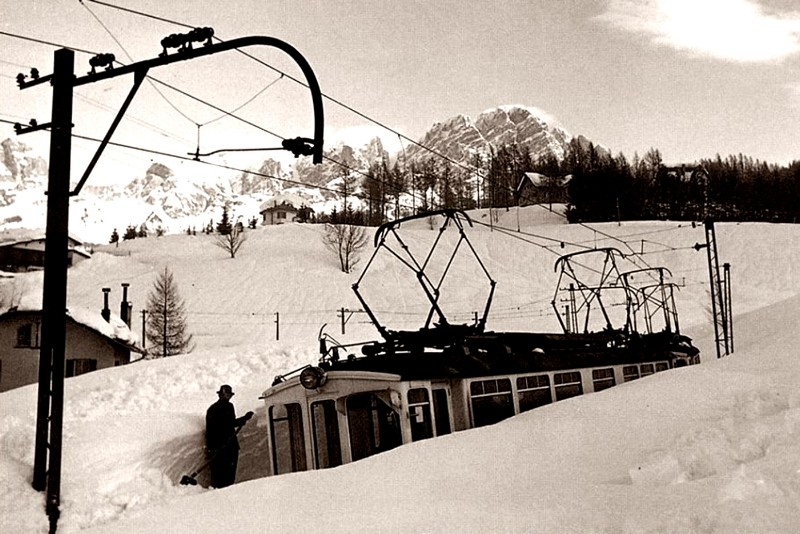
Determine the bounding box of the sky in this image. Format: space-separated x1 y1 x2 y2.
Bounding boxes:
1 212 800 532
1 0 799 188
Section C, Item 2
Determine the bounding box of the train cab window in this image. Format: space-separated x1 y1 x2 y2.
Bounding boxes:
311 400 342 470
408 388 433 442
553 372 583 401
623 366 640 382
655 362 669 373
270 403 307 475
640 364 655 377
346 392 402 462
517 375 552 412
591 368 616 392
470 378 514 428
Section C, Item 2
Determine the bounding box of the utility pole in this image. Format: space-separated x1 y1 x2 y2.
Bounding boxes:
17 30 324 533
140 309 148 350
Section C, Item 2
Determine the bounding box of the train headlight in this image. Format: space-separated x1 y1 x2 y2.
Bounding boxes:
300 366 328 390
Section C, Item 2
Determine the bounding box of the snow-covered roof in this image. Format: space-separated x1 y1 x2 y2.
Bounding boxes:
517 172 572 191
0 228 84 247
0 306 141 352
258 193 309 213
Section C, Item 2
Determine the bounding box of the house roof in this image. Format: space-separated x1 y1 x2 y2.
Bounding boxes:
517 172 572 192
258 193 309 213
0 307 142 353
0 229 84 248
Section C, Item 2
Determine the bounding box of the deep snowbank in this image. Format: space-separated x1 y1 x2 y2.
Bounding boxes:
2 214 800 533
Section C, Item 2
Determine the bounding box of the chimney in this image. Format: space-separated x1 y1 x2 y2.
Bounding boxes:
101 287 111 322
120 283 132 327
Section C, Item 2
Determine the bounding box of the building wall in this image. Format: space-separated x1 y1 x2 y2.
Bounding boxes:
262 208 298 225
0 313 131 392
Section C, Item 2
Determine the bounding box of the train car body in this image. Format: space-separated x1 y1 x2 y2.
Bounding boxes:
260 328 699 476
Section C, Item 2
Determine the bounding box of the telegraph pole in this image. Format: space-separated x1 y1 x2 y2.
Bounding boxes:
17 29 324 533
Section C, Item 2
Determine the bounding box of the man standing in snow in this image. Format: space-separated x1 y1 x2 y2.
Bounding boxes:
205 384 253 488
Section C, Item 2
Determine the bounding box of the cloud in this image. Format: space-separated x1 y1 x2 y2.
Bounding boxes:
598 0 800 63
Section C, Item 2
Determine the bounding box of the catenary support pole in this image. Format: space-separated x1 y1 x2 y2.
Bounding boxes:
31 48 74 534
19 33 325 533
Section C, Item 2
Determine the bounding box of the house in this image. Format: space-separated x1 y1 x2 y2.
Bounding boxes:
516 172 572 206
0 232 91 272
259 194 312 225
0 287 141 392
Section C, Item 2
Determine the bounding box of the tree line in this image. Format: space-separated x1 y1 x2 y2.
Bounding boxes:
347 140 800 224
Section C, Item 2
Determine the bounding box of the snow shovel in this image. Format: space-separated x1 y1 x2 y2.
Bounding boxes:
180 426 243 486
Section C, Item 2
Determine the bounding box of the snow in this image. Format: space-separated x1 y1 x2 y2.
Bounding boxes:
2 207 800 533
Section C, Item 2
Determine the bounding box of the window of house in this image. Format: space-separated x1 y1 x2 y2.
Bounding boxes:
517 374 552 412
66 359 97 377
640 364 655 377
311 400 342 470
623 365 640 382
655 362 669 373
470 378 514 428
277 211 287 219
16 324 38 348
270 403 307 475
553 371 583 400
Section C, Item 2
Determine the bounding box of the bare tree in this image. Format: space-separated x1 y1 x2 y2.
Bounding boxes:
214 223 247 258
322 223 368 273
145 266 194 357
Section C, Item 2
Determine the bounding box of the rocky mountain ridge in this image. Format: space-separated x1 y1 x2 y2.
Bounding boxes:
0 105 587 242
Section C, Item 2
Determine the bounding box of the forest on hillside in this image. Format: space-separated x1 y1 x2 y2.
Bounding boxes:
326 139 800 225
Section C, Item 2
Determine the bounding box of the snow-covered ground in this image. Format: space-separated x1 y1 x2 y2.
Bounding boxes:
2 206 800 533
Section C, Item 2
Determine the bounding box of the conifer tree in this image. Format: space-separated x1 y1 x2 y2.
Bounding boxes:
145 266 194 357
216 205 232 235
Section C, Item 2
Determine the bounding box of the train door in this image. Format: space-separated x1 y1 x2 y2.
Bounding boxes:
432 387 452 436
407 387 433 441
346 391 402 462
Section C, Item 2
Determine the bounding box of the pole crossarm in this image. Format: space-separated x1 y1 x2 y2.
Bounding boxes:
71 35 325 165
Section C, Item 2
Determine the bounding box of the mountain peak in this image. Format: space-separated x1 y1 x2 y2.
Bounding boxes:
407 103 572 165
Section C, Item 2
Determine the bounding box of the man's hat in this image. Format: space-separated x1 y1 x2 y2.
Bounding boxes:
217 384 234 395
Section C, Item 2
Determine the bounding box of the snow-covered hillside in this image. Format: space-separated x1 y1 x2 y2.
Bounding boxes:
1 208 799 533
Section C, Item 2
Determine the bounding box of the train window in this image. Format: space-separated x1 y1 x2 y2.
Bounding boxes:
311 400 342 470
623 366 640 382
270 403 307 475
655 362 669 372
640 364 655 377
346 392 402 462
408 388 433 442
470 378 514 428
591 368 616 392
517 374 552 412
553 371 583 401
432 388 451 436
